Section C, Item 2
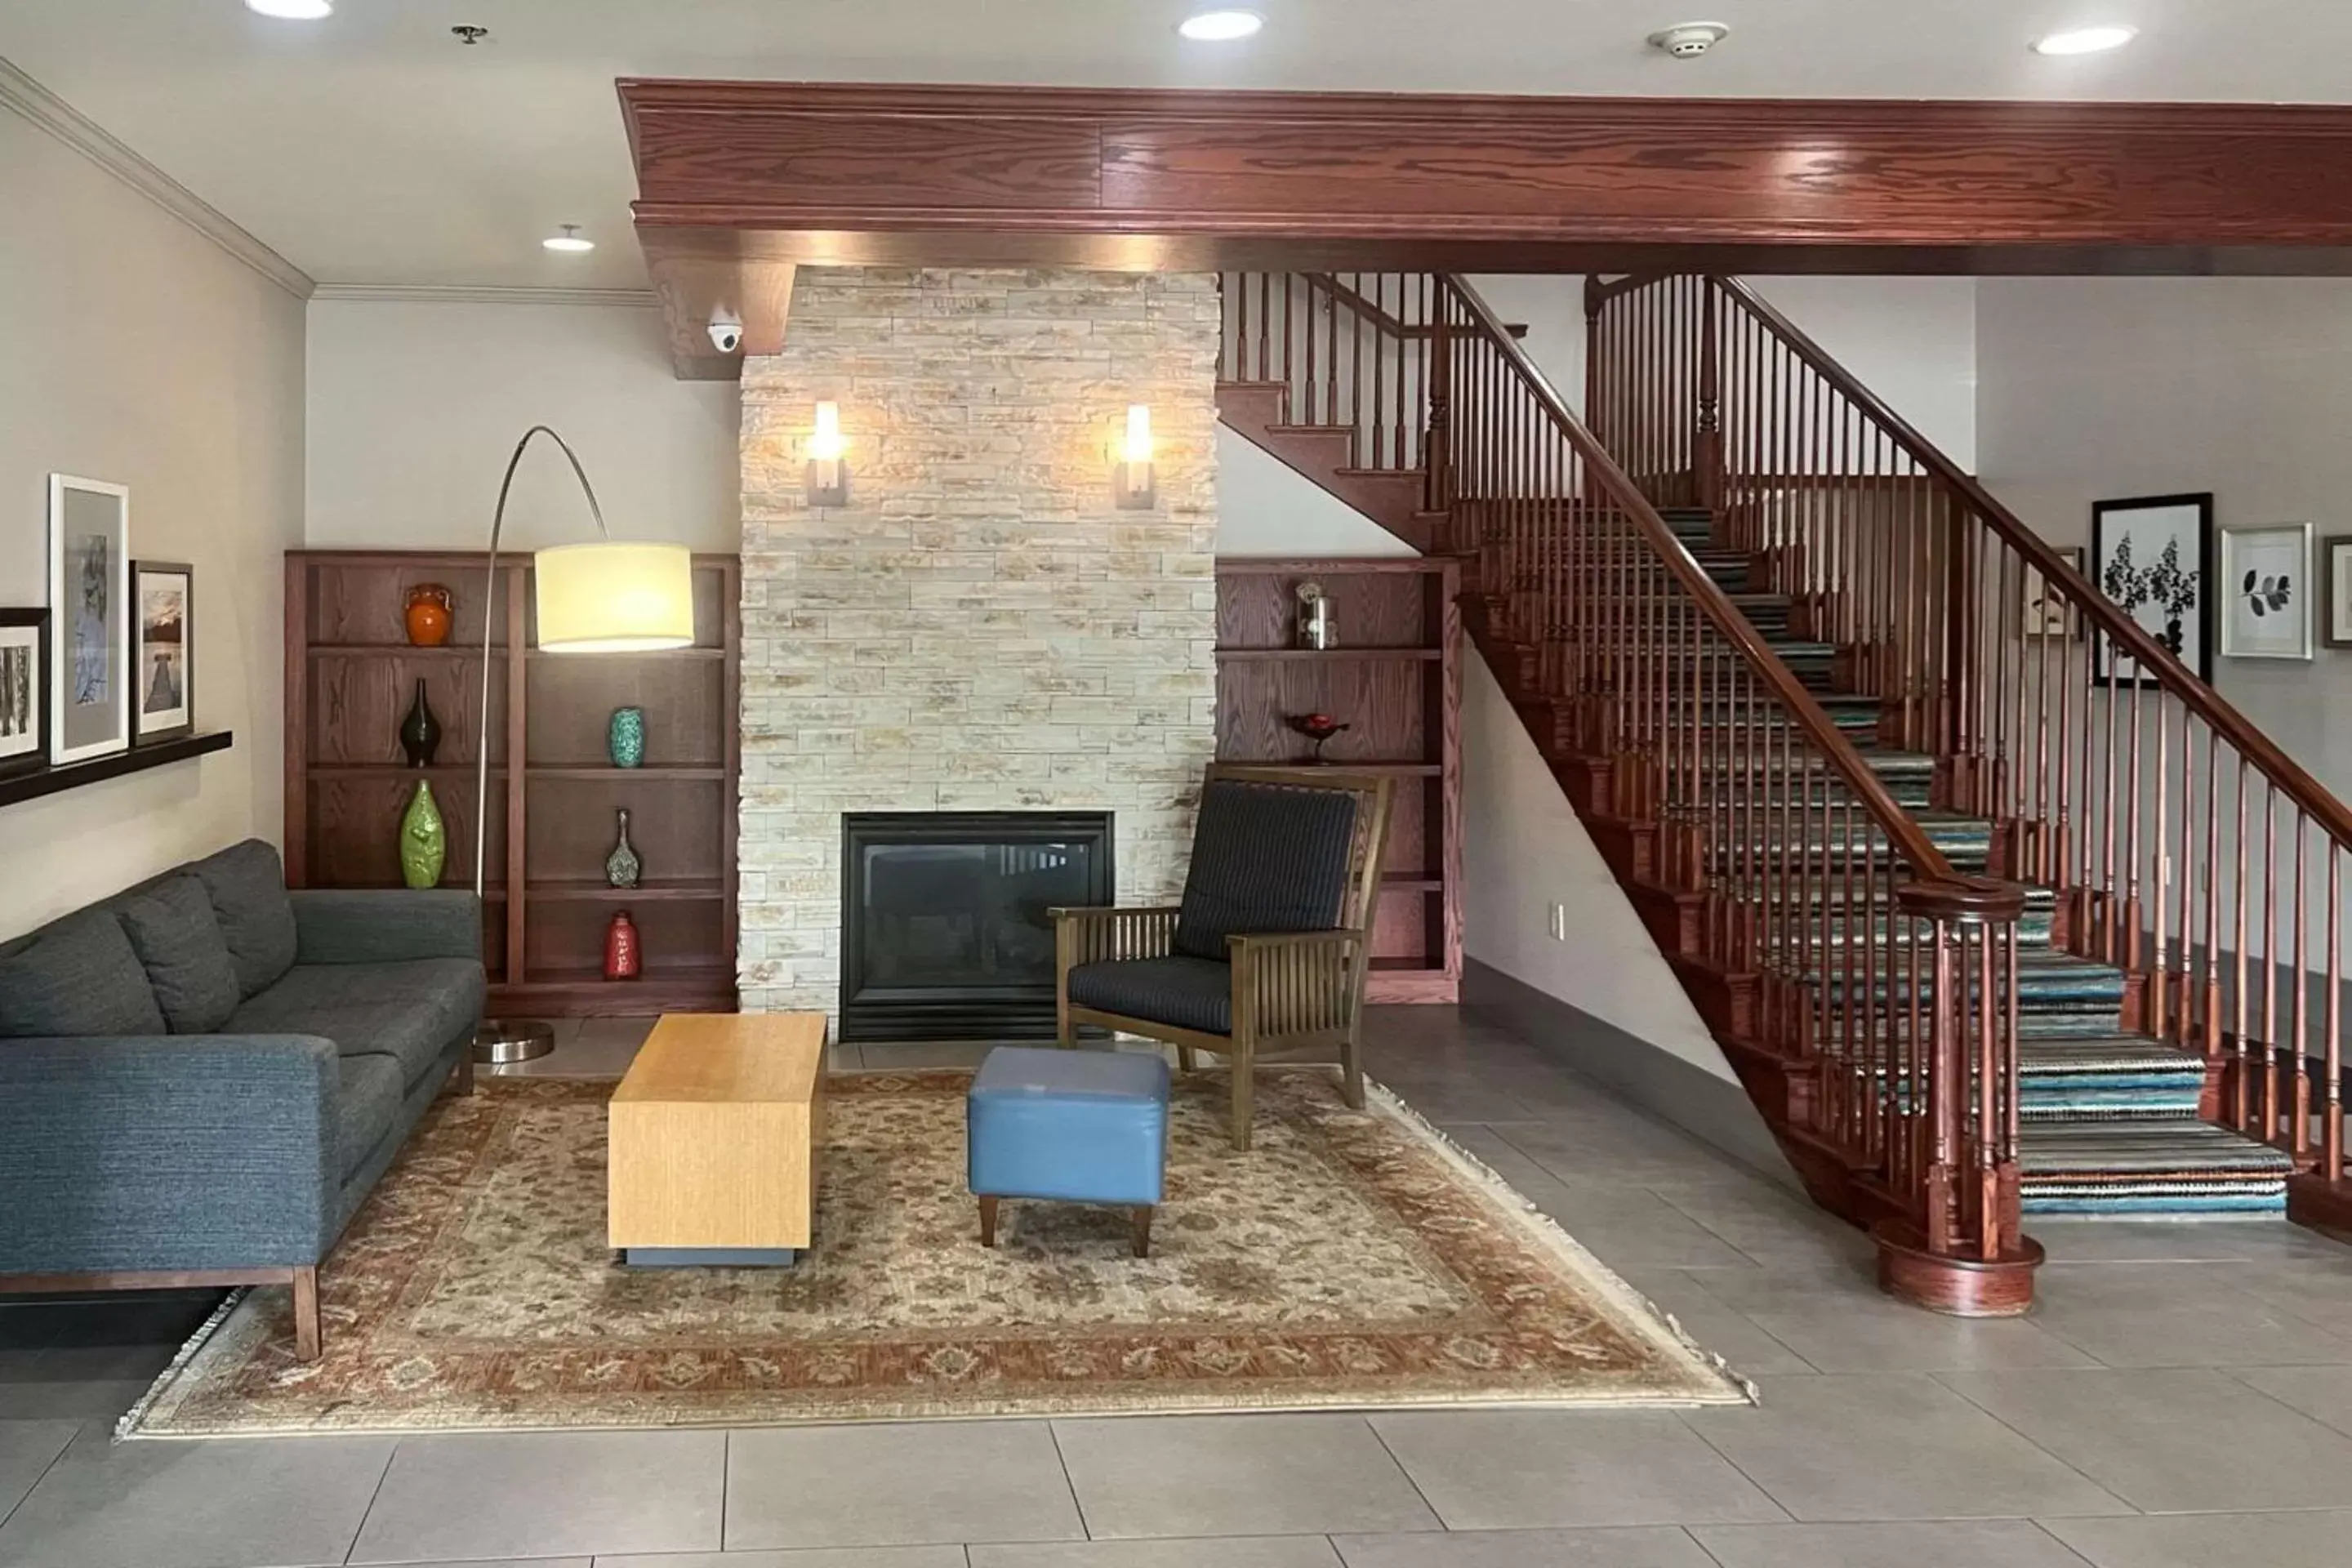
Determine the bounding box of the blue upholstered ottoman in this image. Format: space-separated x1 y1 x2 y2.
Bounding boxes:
967 1045 1171 1257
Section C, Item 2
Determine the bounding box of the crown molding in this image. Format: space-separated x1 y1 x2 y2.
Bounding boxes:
0 56 314 299
309 283 659 307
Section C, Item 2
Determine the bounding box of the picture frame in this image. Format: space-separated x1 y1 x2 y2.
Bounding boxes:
47 474 131 764
131 560 194 744
2218 523 2314 662
2090 493 2214 687
0 609 49 781
2022 546 2084 639
2323 536 2352 648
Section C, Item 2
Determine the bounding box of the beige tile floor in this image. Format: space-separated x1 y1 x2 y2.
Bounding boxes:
7 1007 2352 1567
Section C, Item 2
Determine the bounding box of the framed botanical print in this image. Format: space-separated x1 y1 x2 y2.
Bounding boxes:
131 561 194 744
2022 546 2084 639
2323 536 2352 648
2091 493 2214 686
47 474 131 764
2218 523 2314 661
0 610 48 781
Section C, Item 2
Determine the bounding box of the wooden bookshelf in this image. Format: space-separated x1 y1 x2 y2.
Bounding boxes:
1213 557 1462 1003
284 550 741 1017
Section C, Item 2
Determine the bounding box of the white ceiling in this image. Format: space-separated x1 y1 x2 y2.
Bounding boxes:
5 0 2349 291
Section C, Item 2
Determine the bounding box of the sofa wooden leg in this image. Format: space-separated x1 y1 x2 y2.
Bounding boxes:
1131 1206 1153 1258
291 1266 322 1361
455 1050 476 1097
1176 1044 1199 1074
978 1196 999 1249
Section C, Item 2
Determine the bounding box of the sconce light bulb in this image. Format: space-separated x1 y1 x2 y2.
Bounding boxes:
1123 404 1153 466
809 401 846 463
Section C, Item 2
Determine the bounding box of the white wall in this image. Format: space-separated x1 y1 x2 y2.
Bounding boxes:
305 299 739 552
1214 427 1418 557
1459 651 1734 1080
0 106 306 939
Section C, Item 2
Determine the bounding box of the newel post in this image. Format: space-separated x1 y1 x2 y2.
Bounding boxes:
1695 276 1725 518
1878 876 2043 1317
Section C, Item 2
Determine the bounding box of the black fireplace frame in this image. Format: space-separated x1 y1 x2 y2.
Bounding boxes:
839 809 1116 1042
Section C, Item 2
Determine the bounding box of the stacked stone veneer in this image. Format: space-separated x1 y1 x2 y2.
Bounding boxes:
737 268 1222 1019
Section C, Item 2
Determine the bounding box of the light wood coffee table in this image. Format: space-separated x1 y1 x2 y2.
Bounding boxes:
607 1013 826 1267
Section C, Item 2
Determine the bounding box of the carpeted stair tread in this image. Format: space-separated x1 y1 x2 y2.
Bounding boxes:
2021 1120 2297 1176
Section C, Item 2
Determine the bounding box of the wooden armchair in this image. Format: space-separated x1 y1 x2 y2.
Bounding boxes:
1053 764 1393 1151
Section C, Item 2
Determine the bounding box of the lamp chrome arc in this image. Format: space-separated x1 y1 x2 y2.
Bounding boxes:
474 425 608 904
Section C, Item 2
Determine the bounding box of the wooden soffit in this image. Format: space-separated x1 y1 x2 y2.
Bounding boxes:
618 79 2352 375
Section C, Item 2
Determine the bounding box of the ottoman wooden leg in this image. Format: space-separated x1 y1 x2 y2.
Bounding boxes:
1131 1206 1153 1258
978 1196 1000 1249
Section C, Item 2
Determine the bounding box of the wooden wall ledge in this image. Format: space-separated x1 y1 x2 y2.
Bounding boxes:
0 732 234 810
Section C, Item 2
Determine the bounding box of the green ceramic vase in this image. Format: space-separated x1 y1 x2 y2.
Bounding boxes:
608 706 646 768
400 780 448 889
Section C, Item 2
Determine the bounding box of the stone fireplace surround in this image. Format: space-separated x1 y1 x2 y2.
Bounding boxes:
737 268 1222 1023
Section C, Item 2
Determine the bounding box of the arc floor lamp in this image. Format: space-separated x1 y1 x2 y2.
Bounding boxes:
472 425 694 1063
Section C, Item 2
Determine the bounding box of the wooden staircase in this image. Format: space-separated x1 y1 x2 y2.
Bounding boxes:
1217 270 2352 1316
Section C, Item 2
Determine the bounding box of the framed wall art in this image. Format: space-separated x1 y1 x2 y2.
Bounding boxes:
48 474 131 764
2090 493 2214 686
2323 536 2352 648
2022 546 2084 639
0 609 48 781
131 560 194 744
2218 523 2313 662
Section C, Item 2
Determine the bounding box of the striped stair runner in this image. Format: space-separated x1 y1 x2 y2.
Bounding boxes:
1660 504 2296 1217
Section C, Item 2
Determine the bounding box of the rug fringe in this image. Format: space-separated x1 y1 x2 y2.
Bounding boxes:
114 1285 251 1445
1361 1079 1759 1407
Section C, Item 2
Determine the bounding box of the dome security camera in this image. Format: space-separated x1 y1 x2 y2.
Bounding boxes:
1648 22 1730 59
708 310 744 355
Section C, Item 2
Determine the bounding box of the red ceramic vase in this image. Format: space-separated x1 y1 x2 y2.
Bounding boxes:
604 911 641 981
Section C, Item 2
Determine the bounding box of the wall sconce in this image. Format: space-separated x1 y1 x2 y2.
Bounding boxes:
1115 403 1155 510
805 400 849 507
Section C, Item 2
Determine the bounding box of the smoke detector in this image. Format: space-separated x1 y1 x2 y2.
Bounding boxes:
1648 22 1730 59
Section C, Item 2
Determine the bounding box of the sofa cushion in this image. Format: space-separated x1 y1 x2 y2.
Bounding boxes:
1171 778 1361 961
1067 955 1234 1036
114 875 242 1034
0 910 167 1039
193 840 300 999
225 959 483 1089
333 1052 407 1183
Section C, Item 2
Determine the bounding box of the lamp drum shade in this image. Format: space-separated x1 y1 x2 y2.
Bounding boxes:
535 541 695 652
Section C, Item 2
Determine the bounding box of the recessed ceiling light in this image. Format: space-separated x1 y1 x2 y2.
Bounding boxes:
2031 24 2138 56
1178 10 1263 42
245 0 333 18
542 225 595 254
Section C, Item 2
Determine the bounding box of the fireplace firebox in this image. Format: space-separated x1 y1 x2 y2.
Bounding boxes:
839 811 1115 1041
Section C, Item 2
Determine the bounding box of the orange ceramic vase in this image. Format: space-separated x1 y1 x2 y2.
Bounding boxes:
403 583 455 648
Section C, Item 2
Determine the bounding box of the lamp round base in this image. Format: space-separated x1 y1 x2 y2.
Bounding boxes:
474 1019 557 1065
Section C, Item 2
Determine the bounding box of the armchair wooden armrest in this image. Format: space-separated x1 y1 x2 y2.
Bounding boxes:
1052 906 1183 972
1227 928 1370 1049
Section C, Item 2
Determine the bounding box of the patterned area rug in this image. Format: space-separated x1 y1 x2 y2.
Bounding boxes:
122 1070 1745 1437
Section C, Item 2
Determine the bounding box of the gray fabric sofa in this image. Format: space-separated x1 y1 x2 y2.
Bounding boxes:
0 840 483 1359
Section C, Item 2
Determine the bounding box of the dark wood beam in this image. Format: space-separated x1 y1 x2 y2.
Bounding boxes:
618 80 2352 376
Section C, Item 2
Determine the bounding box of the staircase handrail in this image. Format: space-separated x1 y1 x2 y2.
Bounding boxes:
1437 274 2003 911
1708 273 2352 855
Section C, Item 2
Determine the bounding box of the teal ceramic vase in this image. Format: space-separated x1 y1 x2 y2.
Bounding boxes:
608 706 646 768
605 808 641 889
400 781 447 889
